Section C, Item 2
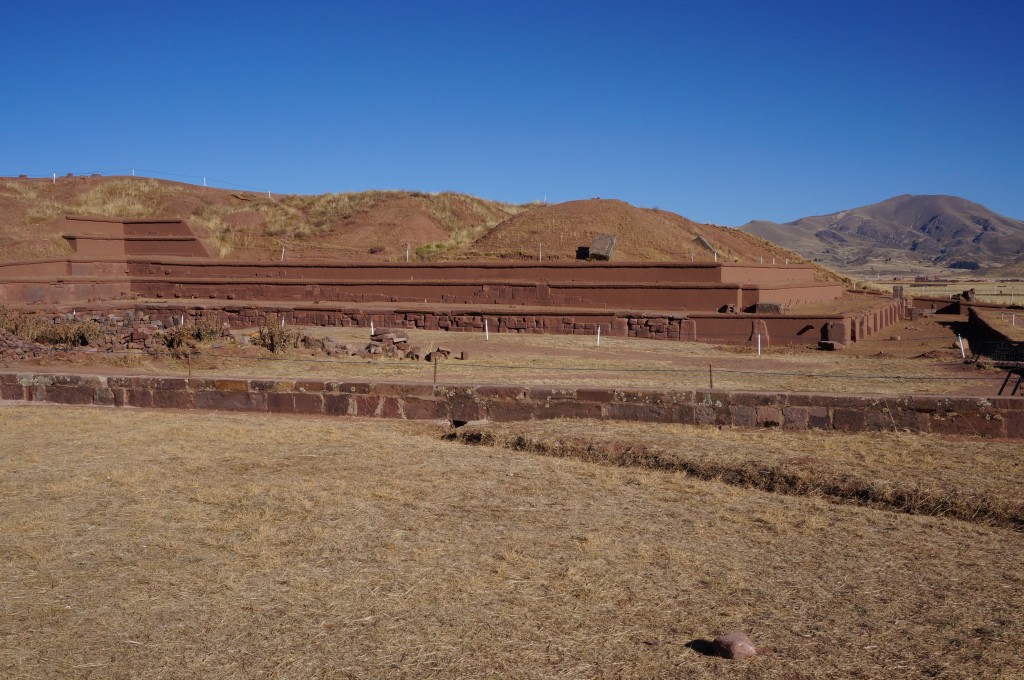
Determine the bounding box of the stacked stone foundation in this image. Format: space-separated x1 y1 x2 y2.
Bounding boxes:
2 371 1019 437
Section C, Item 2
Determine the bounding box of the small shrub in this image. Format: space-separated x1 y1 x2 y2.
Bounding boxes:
193 311 223 342
256 316 299 354
160 311 222 350
0 307 50 342
162 325 197 352
40 320 105 348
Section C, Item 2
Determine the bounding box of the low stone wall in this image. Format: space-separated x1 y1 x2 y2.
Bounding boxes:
40 301 876 345
2 371 1019 437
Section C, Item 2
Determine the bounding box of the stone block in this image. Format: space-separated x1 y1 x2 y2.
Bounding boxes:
323 393 352 416
449 398 485 423
214 379 249 392
535 400 603 420
0 384 25 400
729 405 757 428
755 406 783 428
125 389 153 408
151 389 194 410
352 395 382 417
402 398 445 420
267 392 295 412
712 632 757 660
694 404 718 426
194 390 265 412
605 403 679 423
476 385 526 399
576 388 616 403
292 393 323 413
588 233 617 261
832 408 866 431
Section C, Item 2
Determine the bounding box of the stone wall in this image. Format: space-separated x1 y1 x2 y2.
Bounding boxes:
50 300 907 346
2 371 1019 437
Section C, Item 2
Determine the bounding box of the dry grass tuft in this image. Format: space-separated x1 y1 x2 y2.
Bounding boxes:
1 405 1021 678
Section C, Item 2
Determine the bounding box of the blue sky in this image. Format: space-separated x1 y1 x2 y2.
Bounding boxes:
2 1 1021 225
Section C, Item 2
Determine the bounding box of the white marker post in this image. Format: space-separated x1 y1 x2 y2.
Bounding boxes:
484 319 489 340
406 243 410 262
52 173 56 184
132 169 135 177
281 317 285 328
757 333 761 356
203 177 207 187
539 242 543 261
280 246 285 261
596 324 601 347
370 320 374 335
957 334 966 359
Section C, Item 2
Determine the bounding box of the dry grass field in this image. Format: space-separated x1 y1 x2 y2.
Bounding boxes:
1 404 1021 679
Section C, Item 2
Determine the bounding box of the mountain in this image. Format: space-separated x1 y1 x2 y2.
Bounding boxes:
740 195 1024 277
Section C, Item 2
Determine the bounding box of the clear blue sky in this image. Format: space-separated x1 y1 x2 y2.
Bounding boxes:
2 1 1021 225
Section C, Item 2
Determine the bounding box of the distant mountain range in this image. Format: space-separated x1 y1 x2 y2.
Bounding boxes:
740 195 1024 277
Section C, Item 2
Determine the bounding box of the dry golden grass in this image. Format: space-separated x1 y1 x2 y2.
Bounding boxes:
1 405 1021 678
451 421 1024 529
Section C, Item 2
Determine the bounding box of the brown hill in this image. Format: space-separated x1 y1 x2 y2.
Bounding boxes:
471 198 816 265
0 175 526 262
0 176 834 280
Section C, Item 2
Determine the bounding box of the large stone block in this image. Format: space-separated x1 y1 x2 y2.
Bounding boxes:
476 385 526 400
194 390 265 412
294 392 325 414
449 398 485 423
832 408 866 431
151 389 195 410
402 398 446 420
323 393 353 416
0 384 26 400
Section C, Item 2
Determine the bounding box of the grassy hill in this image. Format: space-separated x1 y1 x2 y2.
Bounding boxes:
0 175 837 280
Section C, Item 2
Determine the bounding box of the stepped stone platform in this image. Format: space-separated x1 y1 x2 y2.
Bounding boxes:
0 215 916 346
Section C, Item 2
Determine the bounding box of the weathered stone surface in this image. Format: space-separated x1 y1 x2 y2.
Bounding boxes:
712 631 757 660
755 405 783 427
2 370 1022 437
588 234 617 261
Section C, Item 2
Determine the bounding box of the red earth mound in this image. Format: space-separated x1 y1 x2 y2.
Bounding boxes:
471 198 807 265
